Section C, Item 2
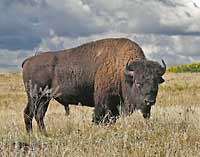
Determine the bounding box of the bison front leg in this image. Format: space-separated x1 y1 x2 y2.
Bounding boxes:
64 105 70 116
141 105 151 119
93 94 120 125
93 103 108 124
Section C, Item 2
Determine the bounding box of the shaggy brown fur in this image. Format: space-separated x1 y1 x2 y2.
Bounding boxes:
22 38 156 135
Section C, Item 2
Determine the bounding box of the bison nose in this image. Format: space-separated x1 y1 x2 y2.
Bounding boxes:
144 99 156 106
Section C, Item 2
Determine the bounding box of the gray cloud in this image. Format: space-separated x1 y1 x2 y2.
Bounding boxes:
0 0 200 71
0 0 111 50
132 35 200 66
193 2 199 8
154 0 186 7
82 0 200 35
1 0 199 50
0 0 45 50
0 49 31 71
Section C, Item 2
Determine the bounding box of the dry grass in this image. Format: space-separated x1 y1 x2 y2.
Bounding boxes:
0 72 200 156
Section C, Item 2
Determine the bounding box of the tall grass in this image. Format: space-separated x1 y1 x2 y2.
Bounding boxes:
0 72 200 156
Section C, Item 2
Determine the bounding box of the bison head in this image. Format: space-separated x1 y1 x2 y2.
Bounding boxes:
123 59 166 118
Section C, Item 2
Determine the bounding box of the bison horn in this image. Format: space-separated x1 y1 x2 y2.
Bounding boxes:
161 59 166 75
124 59 134 77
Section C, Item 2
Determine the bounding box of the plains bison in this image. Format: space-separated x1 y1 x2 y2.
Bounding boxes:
22 38 166 135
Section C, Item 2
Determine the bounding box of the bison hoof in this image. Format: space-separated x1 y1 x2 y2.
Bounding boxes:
65 112 70 116
143 112 151 119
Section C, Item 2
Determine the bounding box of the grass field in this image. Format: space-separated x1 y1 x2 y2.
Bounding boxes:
0 72 200 156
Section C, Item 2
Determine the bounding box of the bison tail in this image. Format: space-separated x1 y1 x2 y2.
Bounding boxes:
22 55 35 68
21 59 27 68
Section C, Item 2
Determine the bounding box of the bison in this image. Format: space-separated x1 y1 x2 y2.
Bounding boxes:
22 38 166 135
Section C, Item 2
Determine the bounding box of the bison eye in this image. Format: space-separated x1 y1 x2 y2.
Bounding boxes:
135 82 142 88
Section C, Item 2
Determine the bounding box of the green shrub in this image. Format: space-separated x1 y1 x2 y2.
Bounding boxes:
167 63 200 73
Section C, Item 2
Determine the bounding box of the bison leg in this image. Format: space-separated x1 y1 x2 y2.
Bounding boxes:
93 103 108 124
64 105 70 116
93 95 120 124
34 97 50 136
24 98 34 134
54 98 70 116
141 106 151 119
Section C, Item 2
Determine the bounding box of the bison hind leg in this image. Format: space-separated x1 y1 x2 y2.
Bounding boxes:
34 96 50 136
24 98 34 134
93 95 120 125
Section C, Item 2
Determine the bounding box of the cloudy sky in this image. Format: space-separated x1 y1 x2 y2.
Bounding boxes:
0 0 200 71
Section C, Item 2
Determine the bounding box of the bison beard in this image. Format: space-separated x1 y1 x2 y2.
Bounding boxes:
22 38 166 135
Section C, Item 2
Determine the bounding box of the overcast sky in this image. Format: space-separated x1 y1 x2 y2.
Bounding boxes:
0 0 200 71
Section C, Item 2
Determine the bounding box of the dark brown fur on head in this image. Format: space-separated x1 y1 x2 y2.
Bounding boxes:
123 59 166 118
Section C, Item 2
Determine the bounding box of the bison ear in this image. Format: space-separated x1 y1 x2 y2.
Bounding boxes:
159 77 165 84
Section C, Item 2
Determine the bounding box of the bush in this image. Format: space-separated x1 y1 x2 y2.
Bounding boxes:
167 63 200 73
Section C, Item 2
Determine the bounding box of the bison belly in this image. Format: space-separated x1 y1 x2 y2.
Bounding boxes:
52 62 96 106
53 83 95 107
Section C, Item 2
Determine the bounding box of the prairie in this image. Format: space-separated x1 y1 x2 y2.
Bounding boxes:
0 72 200 156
